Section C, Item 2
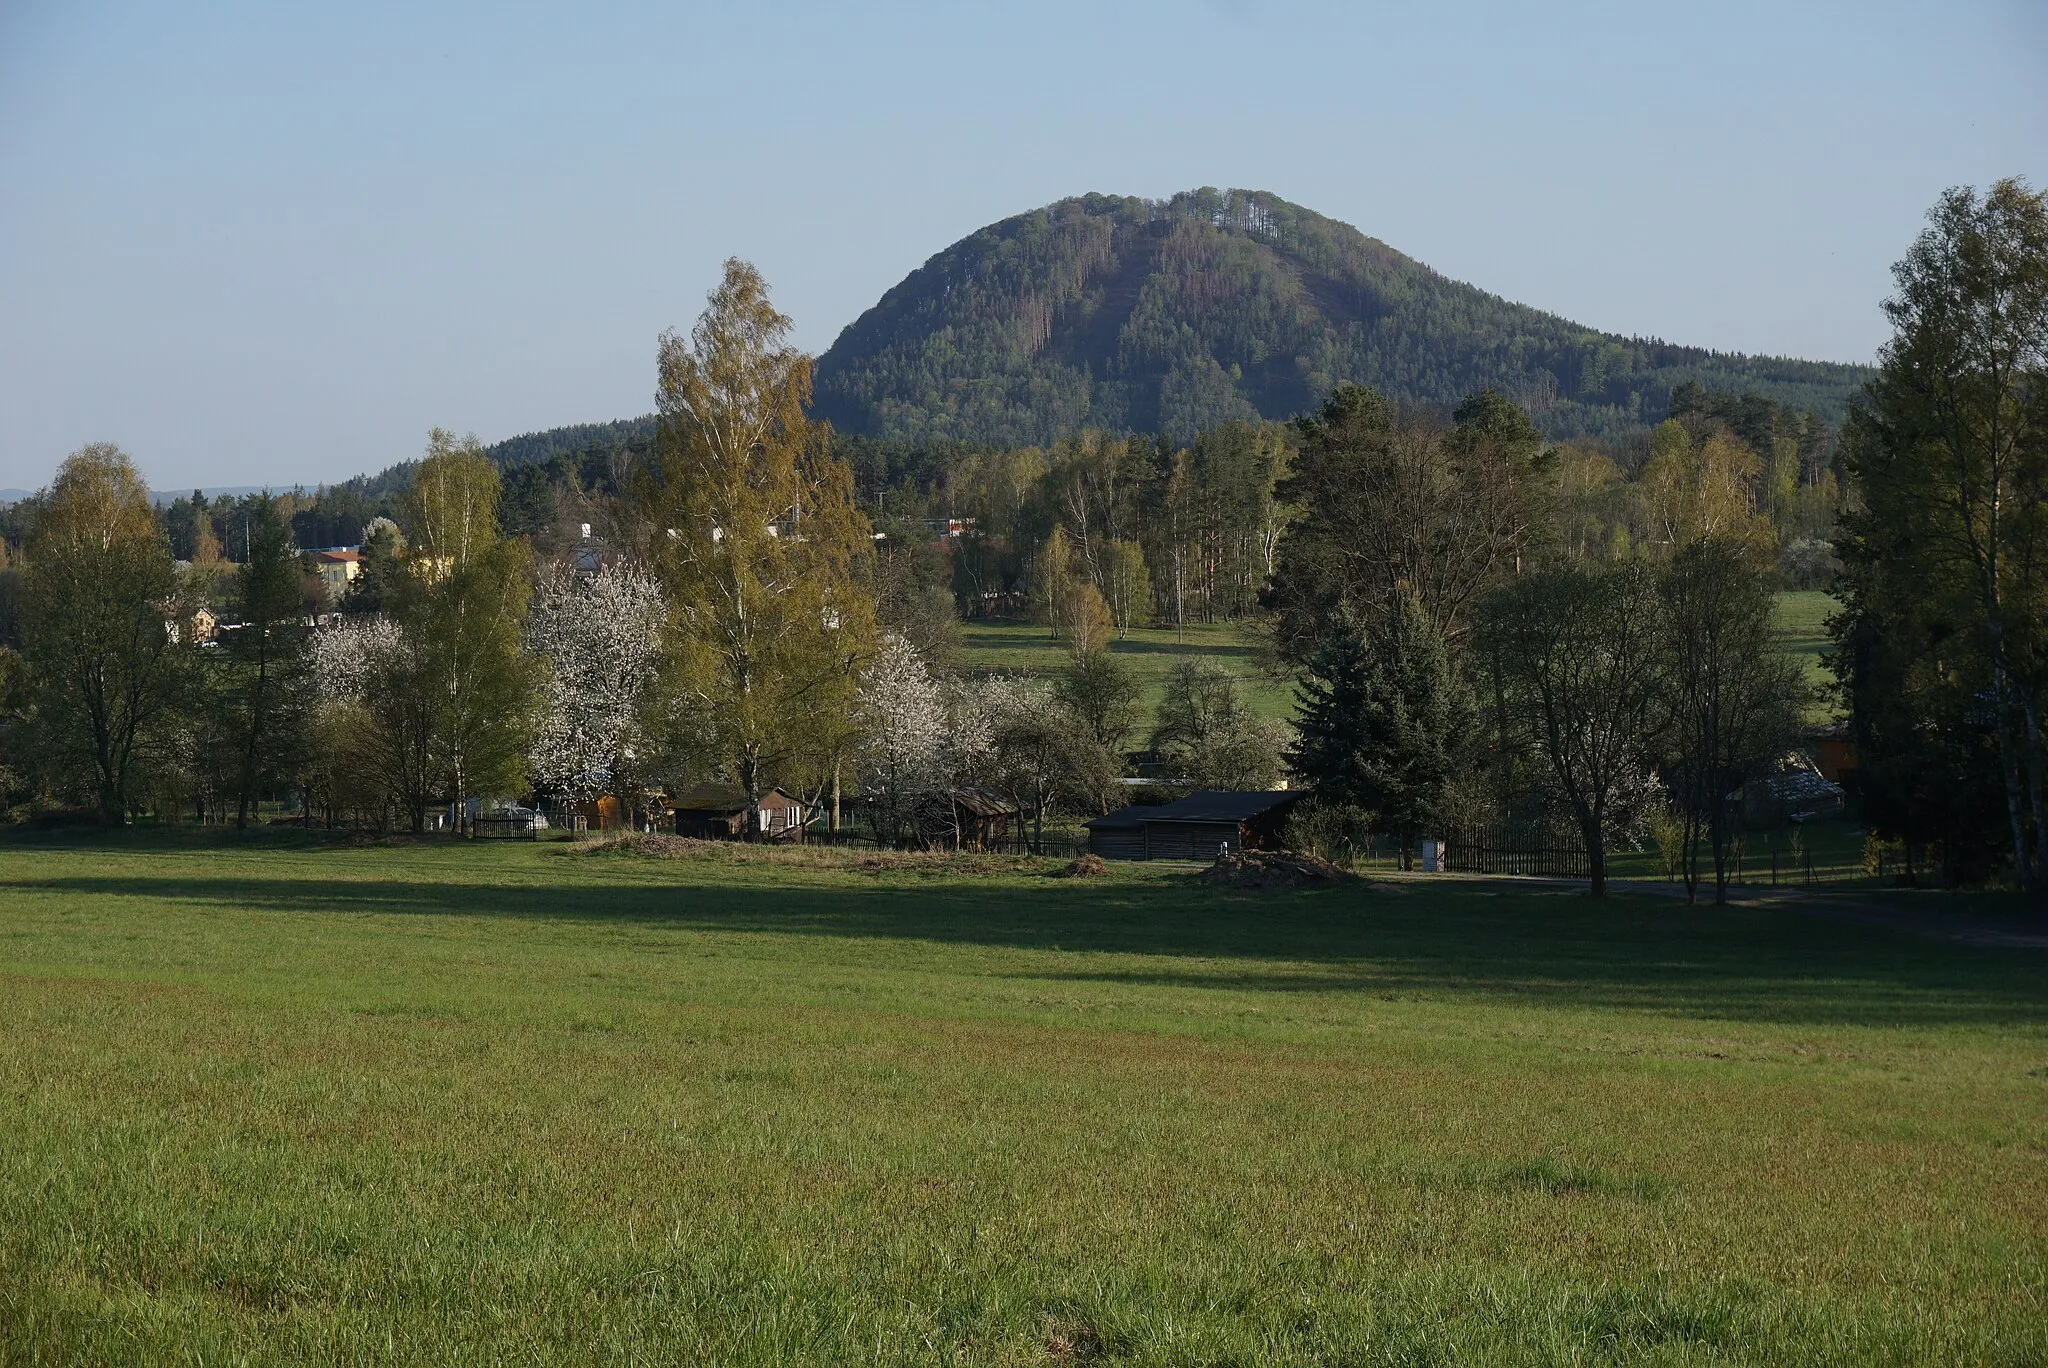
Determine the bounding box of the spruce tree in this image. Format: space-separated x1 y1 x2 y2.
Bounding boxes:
1291 592 1469 867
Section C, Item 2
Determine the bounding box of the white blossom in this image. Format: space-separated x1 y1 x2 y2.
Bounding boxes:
526 560 667 801
310 615 403 703
855 633 951 839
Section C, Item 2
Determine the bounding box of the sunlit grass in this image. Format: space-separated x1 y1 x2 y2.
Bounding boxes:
964 594 1839 732
1 829 2042 1363
1773 589 1840 721
959 619 1294 720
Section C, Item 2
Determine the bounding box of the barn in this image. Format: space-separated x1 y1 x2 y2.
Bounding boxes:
1084 790 1306 861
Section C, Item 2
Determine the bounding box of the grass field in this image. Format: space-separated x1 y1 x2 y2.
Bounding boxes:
963 592 1842 731
960 621 1294 721
2 831 2043 1364
1771 592 1841 722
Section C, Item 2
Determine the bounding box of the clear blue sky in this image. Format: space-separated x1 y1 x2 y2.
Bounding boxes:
2 0 2042 493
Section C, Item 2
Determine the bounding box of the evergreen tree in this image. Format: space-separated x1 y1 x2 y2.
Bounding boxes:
220 498 312 827
1290 593 1469 867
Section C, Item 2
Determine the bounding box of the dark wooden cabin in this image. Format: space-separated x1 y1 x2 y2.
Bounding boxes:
671 784 811 841
1084 790 1305 860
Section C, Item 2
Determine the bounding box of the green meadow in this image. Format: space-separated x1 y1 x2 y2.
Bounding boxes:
960 591 1842 730
1 831 2042 1364
959 621 1295 721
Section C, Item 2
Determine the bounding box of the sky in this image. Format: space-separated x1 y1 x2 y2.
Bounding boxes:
1 0 2042 494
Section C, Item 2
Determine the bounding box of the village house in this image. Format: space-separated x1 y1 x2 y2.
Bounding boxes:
307 548 362 599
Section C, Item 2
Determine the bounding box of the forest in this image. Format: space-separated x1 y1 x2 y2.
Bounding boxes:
0 179 2039 893
811 188 1874 446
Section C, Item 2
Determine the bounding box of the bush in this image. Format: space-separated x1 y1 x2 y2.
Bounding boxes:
1284 798 1373 869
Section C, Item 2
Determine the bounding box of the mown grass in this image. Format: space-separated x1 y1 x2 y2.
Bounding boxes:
959 620 1294 720
1 829 2043 1365
1772 591 1840 722
965 594 1839 730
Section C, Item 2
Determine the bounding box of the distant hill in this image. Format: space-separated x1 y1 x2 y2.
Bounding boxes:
812 188 1873 445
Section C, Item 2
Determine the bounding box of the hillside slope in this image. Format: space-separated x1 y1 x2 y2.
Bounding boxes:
813 188 1871 445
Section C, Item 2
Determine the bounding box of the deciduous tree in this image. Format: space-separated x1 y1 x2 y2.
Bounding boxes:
1658 539 1807 902
20 445 185 821
1832 178 2048 888
638 259 878 808
1477 563 1667 896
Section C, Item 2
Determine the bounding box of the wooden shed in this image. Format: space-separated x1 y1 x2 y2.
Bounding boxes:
670 784 812 841
921 787 1022 851
1082 805 1152 861
1085 790 1305 861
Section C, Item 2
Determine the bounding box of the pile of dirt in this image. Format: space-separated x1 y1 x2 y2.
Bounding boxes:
1060 853 1109 878
1197 849 1355 889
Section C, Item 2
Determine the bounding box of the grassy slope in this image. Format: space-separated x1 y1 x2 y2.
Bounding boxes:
1 832 2042 1364
960 620 1295 721
1772 590 1841 721
962 593 1842 732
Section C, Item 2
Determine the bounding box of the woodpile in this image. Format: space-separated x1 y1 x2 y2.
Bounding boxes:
1197 849 1354 888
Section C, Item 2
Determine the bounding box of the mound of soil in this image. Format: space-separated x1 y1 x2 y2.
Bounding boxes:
1060 853 1109 878
1198 849 1355 889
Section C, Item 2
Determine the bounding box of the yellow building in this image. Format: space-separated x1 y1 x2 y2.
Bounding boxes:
309 549 361 599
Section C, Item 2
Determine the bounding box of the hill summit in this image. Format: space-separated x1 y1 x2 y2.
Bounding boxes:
813 188 1869 445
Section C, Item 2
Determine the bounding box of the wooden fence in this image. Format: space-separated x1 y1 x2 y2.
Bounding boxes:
1442 826 1589 878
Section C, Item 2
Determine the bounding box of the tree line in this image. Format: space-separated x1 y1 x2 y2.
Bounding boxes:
0 180 2039 893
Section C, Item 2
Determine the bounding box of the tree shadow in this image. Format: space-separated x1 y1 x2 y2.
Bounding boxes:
5 856 2044 1030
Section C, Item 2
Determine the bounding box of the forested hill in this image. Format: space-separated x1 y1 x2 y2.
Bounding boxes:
812 188 1873 445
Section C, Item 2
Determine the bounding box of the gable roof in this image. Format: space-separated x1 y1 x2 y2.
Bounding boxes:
943 787 1020 818
1142 790 1303 823
669 784 802 813
1083 805 1155 830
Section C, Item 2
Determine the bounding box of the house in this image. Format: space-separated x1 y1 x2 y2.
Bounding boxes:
1805 723 1857 784
188 605 219 643
307 548 362 599
920 787 1021 851
1084 789 1307 861
670 784 812 841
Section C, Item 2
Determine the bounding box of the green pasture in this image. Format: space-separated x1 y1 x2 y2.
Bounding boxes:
962 592 1842 732
1 831 2042 1364
959 620 1294 720
1771 591 1841 721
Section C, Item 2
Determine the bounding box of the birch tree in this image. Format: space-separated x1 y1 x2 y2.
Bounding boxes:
638 259 877 805
1834 178 2048 888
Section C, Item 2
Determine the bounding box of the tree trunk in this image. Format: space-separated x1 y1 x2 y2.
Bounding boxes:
1709 804 1730 905
1581 802 1607 897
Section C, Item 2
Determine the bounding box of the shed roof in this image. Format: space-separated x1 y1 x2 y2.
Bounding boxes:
1142 790 1302 823
670 783 801 813
1083 804 1155 831
944 787 1020 818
